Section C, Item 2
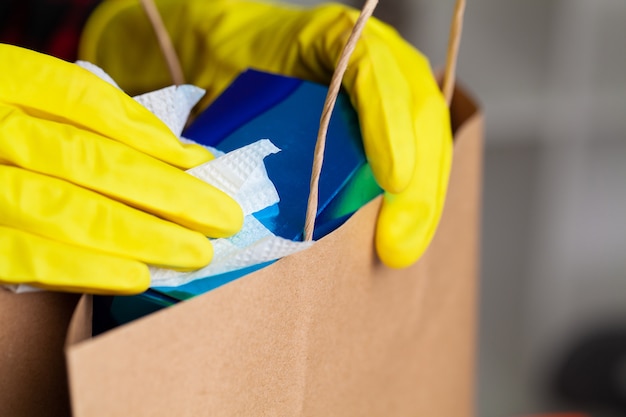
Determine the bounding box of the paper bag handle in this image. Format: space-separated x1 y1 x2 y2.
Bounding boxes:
139 0 186 85
303 0 466 241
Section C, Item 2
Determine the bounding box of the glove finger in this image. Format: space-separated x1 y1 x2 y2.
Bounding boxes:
375 93 453 268
347 40 416 194
0 105 243 237
0 165 214 270
0 225 149 295
0 44 211 169
307 5 418 193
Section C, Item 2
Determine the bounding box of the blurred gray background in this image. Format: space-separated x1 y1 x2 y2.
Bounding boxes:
293 0 626 416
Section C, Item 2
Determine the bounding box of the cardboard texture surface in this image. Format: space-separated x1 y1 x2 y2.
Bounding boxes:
64 85 482 417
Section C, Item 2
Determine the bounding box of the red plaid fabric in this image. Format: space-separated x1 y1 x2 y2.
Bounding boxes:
0 0 102 61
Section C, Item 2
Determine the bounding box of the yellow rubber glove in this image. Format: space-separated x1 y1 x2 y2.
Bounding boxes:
81 0 452 268
0 44 243 294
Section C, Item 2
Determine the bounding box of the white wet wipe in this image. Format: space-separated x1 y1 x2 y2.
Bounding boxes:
150 138 313 288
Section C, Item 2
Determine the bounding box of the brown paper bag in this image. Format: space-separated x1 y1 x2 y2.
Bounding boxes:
64 83 482 416
2 1 480 415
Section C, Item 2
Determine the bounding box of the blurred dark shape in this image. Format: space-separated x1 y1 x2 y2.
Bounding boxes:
92 295 116 336
0 0 101 60
552 325 626 414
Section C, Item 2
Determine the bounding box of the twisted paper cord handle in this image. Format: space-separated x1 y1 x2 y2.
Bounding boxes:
139 0 186 85
443 0 466 105
303 0 379 240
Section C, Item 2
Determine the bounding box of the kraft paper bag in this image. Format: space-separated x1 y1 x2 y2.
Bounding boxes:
64 84 483 417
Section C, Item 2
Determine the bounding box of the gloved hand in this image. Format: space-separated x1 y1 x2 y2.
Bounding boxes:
80 0 452 268
0 44 243 294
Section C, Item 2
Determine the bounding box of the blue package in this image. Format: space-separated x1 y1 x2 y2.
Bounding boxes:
184 69 377 241
106 70 381 326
